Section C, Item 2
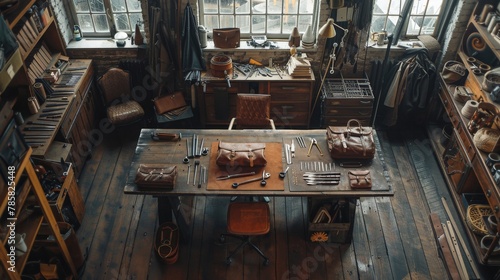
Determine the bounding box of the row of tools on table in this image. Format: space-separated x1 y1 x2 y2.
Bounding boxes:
184 134 208 188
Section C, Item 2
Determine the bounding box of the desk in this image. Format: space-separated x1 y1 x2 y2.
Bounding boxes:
124 129 393 239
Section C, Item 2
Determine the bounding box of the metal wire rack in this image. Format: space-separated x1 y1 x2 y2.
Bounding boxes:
322 77 374 99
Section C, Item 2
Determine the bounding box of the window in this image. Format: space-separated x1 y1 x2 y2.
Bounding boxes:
72 0 143 36
371 0 443 38
199 0 318 39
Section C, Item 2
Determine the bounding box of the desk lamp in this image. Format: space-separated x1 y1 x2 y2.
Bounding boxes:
311 18 348 119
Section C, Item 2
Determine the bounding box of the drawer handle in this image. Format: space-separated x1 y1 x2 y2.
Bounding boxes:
359 100 372 104
358 112 371 116
328 110 339 113
332 101 341 105
281 87 296 90
281 106 294 109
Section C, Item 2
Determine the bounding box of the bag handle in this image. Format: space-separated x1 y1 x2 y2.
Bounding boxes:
346 119 362 132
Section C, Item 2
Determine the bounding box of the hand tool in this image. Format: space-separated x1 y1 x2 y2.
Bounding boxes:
193 160 200 186
307 138 323 157
285 144 292 164
196 138 204 157
45 103 68 107
291 140 295 158
198 165 204 188
40 113 62 117
190 134 196 158
187 165 191 184
303 171 341 176
224 70 231 88
260 170 267 186
216 172 256 180
306 181 339 186
232 172 270 189
23 135 51 139
279 167 289 179
24 122 56 128
41 107 66 112
201 147 209 156
183 138 190 163
23 127 54 131
26 121 57 126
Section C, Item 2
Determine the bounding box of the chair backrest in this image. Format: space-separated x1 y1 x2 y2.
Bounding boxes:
98 68 131 105
235 94 272 128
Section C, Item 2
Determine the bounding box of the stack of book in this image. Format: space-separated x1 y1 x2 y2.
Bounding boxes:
14 2 51 56
287 54 312 78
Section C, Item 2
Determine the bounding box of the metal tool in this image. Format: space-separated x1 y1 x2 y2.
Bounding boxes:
224 70 231 88
307 138 323 157
191 134 196 158
285 144 292 164
306 181 340 186
216 172 256 180
201 147 209 156
198 165 204 188
183 138 190 163
291 140 295 158
231 172 270 189
261 170 268 186
196 138 204 157
193 160 200 186
279 167 289 178
23 127 54 131
187 165 191 184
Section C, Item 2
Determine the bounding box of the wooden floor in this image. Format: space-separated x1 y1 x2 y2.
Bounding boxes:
74 125 498 279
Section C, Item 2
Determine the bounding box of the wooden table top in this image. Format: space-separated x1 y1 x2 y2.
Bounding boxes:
124 129 393 197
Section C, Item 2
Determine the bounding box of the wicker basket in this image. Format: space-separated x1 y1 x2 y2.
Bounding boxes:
466 204 493 235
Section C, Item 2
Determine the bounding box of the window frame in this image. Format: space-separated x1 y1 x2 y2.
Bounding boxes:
197 0 320 40
70 0 143 38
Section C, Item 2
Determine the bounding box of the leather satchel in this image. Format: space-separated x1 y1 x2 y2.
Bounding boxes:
134 164 177 189
348 170 372 189
213 28 240 48
216 142 266 167
153 92 187 115
326 119 376 160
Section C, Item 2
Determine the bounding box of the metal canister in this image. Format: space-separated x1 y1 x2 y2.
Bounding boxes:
198 25 208 48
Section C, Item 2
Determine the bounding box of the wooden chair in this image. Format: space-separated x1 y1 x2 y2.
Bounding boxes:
97 68 144 126
219 201 271 265
228 94 276 130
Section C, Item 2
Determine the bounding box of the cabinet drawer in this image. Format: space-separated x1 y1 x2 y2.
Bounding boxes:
456 124 476 162
204 82 249 93
60 98 80 139
271 103 308 126
322 116 371 127
270 82 311 94
271 91 310 101
322 107 372 117
323 98 374 107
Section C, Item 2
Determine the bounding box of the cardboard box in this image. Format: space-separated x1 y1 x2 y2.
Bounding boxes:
0 48 22 94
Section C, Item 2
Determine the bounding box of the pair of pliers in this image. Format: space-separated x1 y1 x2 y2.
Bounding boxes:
307 138 324 157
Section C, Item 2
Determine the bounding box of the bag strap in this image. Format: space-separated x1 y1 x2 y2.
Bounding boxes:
346 119 367 156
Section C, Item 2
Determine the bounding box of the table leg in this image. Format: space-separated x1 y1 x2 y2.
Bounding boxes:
157 196 191 242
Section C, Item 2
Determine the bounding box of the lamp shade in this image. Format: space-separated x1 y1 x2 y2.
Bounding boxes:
318 18 336 38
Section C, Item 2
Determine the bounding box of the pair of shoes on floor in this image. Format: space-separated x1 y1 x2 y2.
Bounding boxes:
155 222 179 264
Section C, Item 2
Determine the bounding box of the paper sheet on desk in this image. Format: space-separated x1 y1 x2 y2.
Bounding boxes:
206 142 284 191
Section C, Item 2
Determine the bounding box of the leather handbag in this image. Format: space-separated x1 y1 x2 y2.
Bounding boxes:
348 170 372 189
134 164 177 189
442 60 466 84
216 142 267 167
326 119 376 160
213 28 240 48
153 92 187 115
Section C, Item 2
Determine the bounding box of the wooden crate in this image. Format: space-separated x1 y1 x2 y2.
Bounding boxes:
307 198 356 243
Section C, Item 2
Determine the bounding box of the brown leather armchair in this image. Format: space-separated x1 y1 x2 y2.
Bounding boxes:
228 94 276 130
97 68 144 126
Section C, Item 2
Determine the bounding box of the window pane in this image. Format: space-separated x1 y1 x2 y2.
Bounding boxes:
267 15 281 33
78 14 94 32
129 13 143 28
205 15 219 30
203 0 218 13
114 13 130 30
388 0 401 14
283 0 298 14
426 0 442 15
90 0 105 12
371 15 386 32
268 0 282 14
127 0 142 12
236 15 250 32
407 16 422 35
298 15 312 32
374 0 389 13
111 0 126 12
283 15 297 33
236 1 250 13
386 15 398 34
253 0 266 14
93 14 109 32
411 0 426 15
421 16 437 34
299 0 314 13
73 0 90 12
220 15 234 27
221 0 233 14
252 15 266 33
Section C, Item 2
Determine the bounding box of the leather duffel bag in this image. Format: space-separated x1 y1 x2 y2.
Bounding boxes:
326 119 376 160
216 142 267 167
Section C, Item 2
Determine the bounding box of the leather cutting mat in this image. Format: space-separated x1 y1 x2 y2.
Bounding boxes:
207 142 284 191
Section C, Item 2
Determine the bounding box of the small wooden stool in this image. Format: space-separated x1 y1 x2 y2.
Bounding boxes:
220 202 270 265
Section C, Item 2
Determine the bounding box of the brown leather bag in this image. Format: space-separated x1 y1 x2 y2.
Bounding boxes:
348 170 372 189
326 119 376 160
213 28 240 48
153 92 187 115
134 164 177 189
216 142 266 167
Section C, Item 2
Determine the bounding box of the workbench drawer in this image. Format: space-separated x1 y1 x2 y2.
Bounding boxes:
204 81 249 93
269 82 311 94
322 98 373 107
60 98 80 139
322 116 371 127
322 106 372 117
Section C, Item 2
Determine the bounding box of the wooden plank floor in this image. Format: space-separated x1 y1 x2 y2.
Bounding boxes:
75 126 498 279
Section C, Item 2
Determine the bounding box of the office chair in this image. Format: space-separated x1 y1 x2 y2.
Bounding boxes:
228 94 276 130
219 201 270 265
97 68 144 126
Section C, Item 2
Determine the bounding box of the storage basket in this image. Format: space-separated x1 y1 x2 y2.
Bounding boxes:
466 204 493 235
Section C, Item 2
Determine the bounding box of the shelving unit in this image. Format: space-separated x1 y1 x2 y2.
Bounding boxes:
0 148 78 279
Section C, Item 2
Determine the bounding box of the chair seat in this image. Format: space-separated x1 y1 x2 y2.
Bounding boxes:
227 202 270 235
107 100 144 125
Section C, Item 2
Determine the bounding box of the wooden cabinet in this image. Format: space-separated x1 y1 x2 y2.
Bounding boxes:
431 0 500 265
321 78 374 127
0 148 80 279
197 73 315 128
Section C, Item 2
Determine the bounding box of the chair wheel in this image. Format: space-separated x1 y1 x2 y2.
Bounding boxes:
225 258 232 265
220 235 225 243
263 258 270 266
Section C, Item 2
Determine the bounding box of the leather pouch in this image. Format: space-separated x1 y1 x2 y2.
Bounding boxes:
348 170 372 189
134 164 177 189
153 92 187 115
326 119 376 160
216 141 267 167
213 28 240 48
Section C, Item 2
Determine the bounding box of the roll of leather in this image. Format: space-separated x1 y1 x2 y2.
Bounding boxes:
210 55 233 78
461 99 479 119
34 82 46 99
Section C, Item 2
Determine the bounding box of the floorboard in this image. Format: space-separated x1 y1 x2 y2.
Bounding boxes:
72 128 500 279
